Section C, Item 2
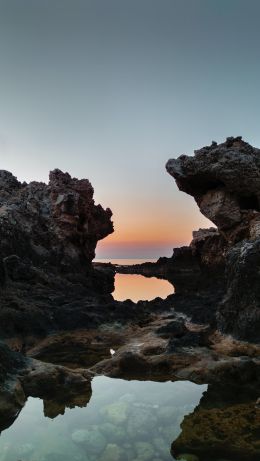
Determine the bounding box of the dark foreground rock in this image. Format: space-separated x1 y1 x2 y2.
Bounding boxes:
166 137 260 341
0 169 116 338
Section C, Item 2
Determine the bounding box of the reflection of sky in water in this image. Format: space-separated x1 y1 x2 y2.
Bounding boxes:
0 377 206 461
113 274 174 302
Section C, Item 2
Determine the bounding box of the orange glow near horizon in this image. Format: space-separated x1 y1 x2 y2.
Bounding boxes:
95 186 213 258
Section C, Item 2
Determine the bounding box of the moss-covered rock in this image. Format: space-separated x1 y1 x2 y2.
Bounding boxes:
172 402 260 460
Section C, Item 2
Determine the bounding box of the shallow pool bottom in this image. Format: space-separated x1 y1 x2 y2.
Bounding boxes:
0 377 206 461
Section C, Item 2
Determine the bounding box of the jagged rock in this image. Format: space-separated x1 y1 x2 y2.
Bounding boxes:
166 136 260 243
0 169 115 338
0 342 26 384
0 168 113 271
156 320 187 338
166 137 260 341
217 238 260 342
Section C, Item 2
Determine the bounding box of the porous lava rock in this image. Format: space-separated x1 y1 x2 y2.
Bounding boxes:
166 136 260 244
166 137 260 342
0 169 114 338
0 168 113 274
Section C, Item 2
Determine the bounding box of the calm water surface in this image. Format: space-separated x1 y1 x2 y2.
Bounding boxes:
95 259 174 302
0 377 206 461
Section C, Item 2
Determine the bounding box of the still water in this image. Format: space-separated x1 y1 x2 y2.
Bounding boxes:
113 274 174 302
95 259 174 302
0 377 206 461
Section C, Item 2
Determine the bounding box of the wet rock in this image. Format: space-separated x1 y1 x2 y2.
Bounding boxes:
118 351 151 376
172 383 260 461
0 342 26 384
156 320 187 338
167 330 211 352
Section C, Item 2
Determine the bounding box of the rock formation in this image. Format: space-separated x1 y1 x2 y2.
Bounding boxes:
166 136 260 244
172 383 260 461
0 169 115 338
166 137 260 342
0 168 113 274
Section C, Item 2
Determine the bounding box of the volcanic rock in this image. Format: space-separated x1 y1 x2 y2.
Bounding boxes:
166 137 260 341
166 136 260 244
0 169 115 338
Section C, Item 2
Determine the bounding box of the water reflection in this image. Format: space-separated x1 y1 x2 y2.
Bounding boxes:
0 377 206 461
113 273 174 302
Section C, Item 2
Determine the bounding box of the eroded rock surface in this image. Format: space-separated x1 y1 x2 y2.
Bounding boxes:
0 168 113 274
172 383 260 461
165 137 260 341
166 136 260 243
0 169 115 338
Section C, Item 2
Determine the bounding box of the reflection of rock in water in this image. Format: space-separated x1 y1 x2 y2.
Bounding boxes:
171 384 260 461
0 342 93 432
43 386 92 419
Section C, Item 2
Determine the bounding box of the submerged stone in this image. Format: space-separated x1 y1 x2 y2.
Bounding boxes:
135 441 155 460
101 401 128 424
100 422 126 442
71 428 106 453
127 407 157 438
100 443 122 461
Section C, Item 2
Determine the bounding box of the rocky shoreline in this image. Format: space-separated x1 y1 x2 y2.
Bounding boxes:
0 137 260 460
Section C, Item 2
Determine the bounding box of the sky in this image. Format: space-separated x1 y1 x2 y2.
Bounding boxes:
1 0 260 258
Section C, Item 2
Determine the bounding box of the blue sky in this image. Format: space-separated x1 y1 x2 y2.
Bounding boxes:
0 0 260 257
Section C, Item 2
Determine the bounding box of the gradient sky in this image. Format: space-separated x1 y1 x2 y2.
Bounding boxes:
1 0 260 258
